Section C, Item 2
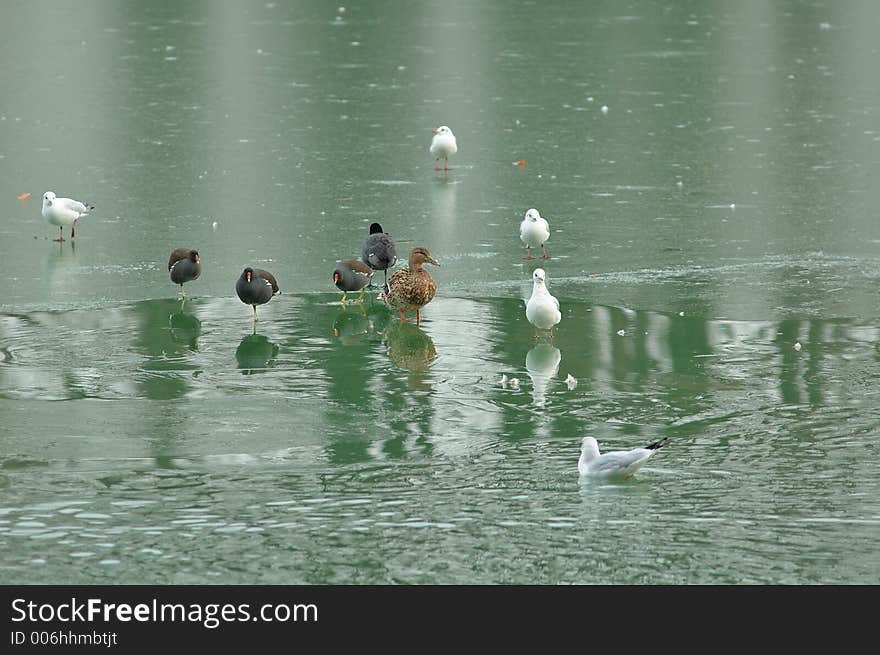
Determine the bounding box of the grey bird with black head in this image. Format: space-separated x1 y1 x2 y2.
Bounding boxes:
361 222 397 286
236 267 280 322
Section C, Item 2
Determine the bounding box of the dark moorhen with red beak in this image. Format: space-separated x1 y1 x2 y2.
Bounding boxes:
236 267 280 322
168 248 201 299
333 259 373 303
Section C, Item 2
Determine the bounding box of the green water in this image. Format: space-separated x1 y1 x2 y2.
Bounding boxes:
1 0 879 584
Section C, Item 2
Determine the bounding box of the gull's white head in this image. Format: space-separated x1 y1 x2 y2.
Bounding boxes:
432 125 453 136
43 191 56 207
524 208 541 223
578 437 601 474
580 436 600 460
532 268 547 285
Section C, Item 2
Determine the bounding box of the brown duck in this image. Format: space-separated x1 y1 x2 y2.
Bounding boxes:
380 247 439 324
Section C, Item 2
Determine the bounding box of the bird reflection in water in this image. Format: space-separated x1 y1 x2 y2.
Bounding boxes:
525 343 561 406
44 239 77 295
383 320 437 390
235 333 279 375
332 302 371 344
168 308 201 351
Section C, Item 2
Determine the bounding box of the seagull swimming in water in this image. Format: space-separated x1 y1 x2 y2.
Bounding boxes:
42 191 94 241
430 125 457 171
578 436 668 479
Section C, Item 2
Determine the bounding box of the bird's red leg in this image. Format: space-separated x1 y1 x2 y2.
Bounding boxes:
71 219 77 240
434 158 440 171
416 309 421 325
398 310 406 322
541 243 548 259
54 227 64 242
525 245 532 261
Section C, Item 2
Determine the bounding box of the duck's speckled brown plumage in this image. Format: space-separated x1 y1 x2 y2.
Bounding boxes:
381 247 439 321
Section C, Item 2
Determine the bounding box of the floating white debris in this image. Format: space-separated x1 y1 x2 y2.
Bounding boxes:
678 311 685 317
819 22 831 30
616 329 625 336
500 374 508 387
565 374 577 390
730 203 736 209
601 105 609 114
212 221 218 229
509 378 520 389
676 180 683 187
794 342 802 351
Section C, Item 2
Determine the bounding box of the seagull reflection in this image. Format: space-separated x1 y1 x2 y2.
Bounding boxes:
525 343 561 406
384 320 437 389
235 333 279 375
44 239 77 295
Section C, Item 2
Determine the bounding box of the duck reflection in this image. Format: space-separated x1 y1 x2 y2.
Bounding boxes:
235 333 279 375
169 306 201 350
525 343 561 406
384 320 437 389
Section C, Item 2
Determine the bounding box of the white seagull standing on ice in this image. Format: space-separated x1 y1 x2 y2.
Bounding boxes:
519 208 550 260
578 436 668 479
42 191 94 242
430 125 457 171
526 268 561 339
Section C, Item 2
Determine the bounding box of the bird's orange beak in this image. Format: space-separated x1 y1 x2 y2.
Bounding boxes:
432 129 438 134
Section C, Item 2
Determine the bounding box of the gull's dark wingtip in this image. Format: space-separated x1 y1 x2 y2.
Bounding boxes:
646 437 669 451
